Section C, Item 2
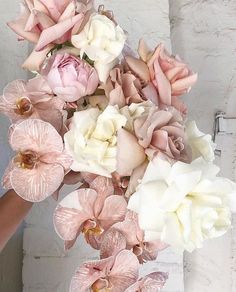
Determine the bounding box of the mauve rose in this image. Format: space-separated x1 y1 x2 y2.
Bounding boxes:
134 106 186 161
41 53 99 102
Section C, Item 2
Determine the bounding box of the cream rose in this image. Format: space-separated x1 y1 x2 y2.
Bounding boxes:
186 121 216 162
128 156 236 252
72 14 127 82
64 105 127 177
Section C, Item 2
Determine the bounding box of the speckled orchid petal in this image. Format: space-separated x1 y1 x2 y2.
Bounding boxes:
100 229 127 259
9 119 63 154
125 272 168 292
109 250 139 292
90 176 114 217
70 256 114 292
11 163 64 202
54 189 97 241
98 195 127 230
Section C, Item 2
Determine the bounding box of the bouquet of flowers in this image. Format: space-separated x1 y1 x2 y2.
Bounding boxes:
1 0 236 291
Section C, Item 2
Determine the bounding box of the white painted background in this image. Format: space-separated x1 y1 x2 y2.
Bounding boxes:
1 0 236 291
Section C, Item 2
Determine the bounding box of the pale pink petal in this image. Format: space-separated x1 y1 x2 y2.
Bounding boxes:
100 229 127 259
172 73 198 94
22 45 54 72
70 257 114 292
7 10 40 43
142 82 158 105
109 250 139 292
35 14 84 51
40 0 73 21
54 189 97 241
10 163 64 202
3 80 27 104
90 176 114 217
98 195 127 230
9 119 63 154
153 59 171 105
33 10 56 30
125 56 150 83
125 161 148 198
117 128 146 176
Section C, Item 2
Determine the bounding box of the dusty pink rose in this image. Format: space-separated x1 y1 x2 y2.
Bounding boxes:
138 40 198 112
41 53 99 102
7 0 85 71
2 119 72 202
125 272 168 292
70 250 139 292
102 66 146 108
53 176 127 249
110 211 167 264
134 106 186 161
0 77 64 131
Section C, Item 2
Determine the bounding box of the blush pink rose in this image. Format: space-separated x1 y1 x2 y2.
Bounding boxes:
138 40 198 112
7 0 85 71
134 106 186 161
41 53 99 102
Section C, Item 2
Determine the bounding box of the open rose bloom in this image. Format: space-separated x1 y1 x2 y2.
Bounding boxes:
2 1 236 291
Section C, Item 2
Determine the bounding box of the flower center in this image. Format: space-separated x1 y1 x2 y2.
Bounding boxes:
92 278 111 292
14 97 33 116
82 220 104 236
14 150 38 169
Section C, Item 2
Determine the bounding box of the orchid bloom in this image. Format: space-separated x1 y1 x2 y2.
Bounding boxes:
70 250 139 292
53 176 127 249
2 119 72 202
7 0 85 71
0 77 65 132
111 211 167 263
125 272 168 292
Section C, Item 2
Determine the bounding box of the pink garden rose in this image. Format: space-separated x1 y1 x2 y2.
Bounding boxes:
0 77 64 132
70 250 139 292
2 119 72 202
53 176 127 249
102 66 145 108
125 272 168 292
41 53 99 102
7 0 85 71
134 106 186 161
138 40 198 112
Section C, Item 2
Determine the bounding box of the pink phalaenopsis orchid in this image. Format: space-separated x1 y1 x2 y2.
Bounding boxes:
109 211 168 264
125 272 168 292
7 0 86 71
2 119 72 202
53 176 127 249
70 249 139 292
0 77 65 132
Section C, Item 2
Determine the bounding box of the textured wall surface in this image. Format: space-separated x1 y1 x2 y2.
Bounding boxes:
1 0 236 292
169 1 236 291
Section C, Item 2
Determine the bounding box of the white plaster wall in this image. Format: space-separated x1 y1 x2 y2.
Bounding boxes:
0 1 29 291
169 1 236 291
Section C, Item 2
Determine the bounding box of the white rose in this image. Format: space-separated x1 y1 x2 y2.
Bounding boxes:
128 156 236 252
186 121 216 162
72 14 127 82
64 105 127 177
